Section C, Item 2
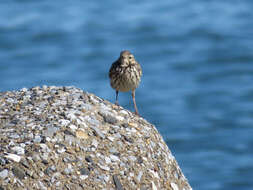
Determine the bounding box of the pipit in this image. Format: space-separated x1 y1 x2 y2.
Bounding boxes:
109 50 142 115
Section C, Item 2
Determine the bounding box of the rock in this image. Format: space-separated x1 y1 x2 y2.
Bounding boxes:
80 168 90 176
5 153 21 162
57 147 66 154
113 175 124 190
151 181 157 190
80 175 88 180
38 181 47 190
99 111 118 124
0 157 7 166
109 147 119 155
11 146 25 155
34 135 42 143
91 139 99 148
90 126 105 139
43 126 59 137
12 166 26 179
20 159 30 168
75 130 89 139
0 86 192 189
136 171 143 183
171 182 179 190
98 164 110 171
110 154 120 162
63 167 73 175
69 124 78 131
0 169 8 179
44 166 55 176
85 156 93 163
32 154 41 162
42 159 49 165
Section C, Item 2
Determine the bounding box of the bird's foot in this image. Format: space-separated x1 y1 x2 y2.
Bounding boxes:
112 102 120 110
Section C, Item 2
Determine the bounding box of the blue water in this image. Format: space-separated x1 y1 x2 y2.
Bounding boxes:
1 1 253 189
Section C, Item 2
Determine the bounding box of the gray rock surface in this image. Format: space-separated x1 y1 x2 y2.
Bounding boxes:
0 86 192 190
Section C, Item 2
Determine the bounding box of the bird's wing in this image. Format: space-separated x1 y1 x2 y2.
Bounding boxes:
109 60 120 79
136 61 142 77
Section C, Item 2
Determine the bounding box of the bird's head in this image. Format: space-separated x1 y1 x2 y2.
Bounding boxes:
119 50 136 67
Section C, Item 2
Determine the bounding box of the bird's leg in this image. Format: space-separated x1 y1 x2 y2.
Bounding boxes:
131 90 139 115
115 90 119 106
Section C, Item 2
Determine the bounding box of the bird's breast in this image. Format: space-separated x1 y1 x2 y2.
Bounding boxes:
110 65 141 92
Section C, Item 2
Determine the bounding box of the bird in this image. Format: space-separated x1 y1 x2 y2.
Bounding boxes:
109 50 142 115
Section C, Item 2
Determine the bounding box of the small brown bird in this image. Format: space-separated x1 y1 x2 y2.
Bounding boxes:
109 50 142 115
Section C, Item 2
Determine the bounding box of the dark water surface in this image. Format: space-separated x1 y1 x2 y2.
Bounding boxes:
1 1 253 189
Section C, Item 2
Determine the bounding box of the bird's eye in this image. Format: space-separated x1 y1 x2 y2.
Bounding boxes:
129 56 132 59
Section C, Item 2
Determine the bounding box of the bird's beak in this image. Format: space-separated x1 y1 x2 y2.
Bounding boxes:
121 59 129 67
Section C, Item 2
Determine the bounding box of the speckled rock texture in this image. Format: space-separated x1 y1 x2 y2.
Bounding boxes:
0 86 192 190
